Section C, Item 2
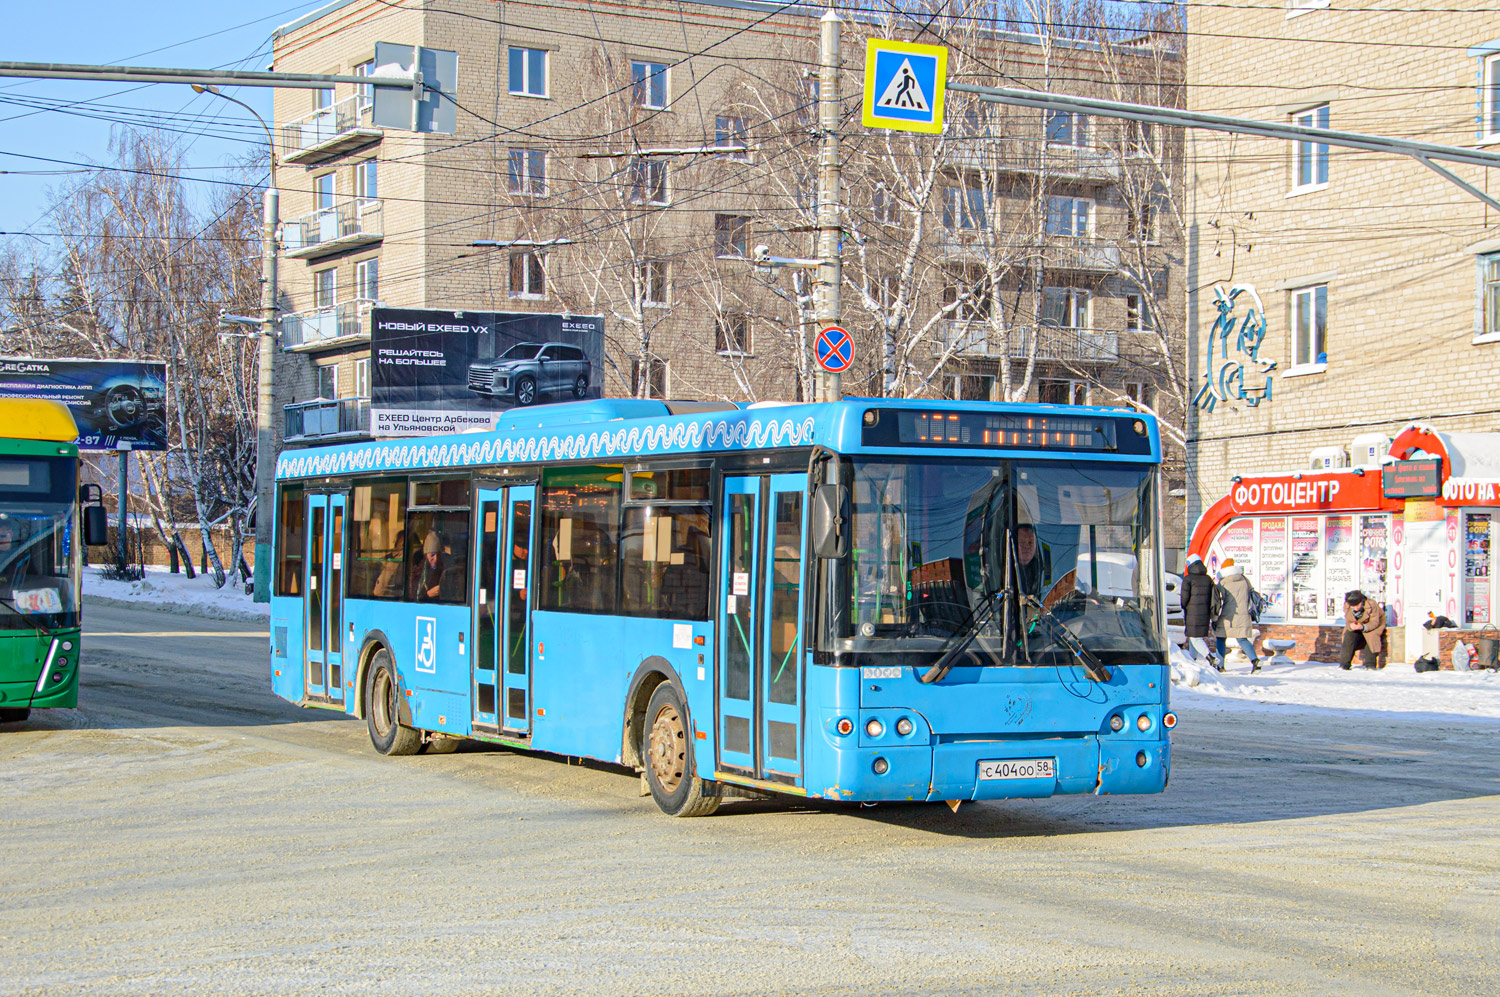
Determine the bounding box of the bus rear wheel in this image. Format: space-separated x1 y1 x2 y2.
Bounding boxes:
366 649 421 756
643 682 719 818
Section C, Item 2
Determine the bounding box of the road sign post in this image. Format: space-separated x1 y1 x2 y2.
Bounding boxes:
862 39 947 134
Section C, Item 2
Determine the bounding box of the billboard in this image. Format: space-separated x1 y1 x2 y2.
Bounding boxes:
370 308 605 439
0 358 168 450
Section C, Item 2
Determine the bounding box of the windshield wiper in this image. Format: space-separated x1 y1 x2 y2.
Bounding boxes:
918 587 1006 684
1022 594 1111 682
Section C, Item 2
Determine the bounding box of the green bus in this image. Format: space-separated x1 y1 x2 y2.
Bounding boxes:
0 399 107 724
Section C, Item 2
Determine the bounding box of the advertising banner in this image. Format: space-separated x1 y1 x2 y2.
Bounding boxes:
0 357 167 450
1323 516 1356 618
1259 517 1288 622
1359 515 1390 607
1465 513 1490 625
370 308 605 439
1290 516 1321 621
1217 519 1257 587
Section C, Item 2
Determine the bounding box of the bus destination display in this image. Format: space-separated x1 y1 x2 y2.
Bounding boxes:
862 409 1150 455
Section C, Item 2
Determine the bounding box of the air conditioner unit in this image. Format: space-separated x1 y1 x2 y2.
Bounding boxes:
1350 433 1392 468
1309 446 1349 470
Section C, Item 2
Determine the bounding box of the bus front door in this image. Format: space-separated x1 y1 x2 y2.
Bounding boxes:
717 474 806 783
473 485 534 736
303 493 345 703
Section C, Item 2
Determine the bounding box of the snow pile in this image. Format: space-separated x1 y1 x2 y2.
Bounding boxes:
1171 652 1500 721
83 565 269 622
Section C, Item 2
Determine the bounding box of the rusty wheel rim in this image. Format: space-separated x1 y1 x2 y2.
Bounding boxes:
372 667 395 737
648 702 686 795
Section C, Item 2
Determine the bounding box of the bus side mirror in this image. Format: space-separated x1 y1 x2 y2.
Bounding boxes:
83 505 109 547
79 483 103 505
811 484 849 559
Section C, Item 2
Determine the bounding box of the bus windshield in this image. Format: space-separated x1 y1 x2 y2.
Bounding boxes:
842 458 1163 665
0 455 79 631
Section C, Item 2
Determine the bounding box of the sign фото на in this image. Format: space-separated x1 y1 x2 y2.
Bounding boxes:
370 308 604 439
0 358 167 450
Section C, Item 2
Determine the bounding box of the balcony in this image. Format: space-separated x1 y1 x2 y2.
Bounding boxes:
284 396 370 443
280 95 381 166
283 199 382 259
281 298 375 351
936 231 1122 273
946 137 1120 184
940 323 1119 364
1042 238 1121 273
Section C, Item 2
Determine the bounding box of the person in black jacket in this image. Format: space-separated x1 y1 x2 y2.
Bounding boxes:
1180 555 1220 671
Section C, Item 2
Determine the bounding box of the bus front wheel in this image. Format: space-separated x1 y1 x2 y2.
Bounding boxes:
366 649 421 756
0 708 29 723
643 682 719 818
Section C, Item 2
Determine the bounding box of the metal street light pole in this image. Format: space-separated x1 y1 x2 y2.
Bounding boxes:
195 84 279 602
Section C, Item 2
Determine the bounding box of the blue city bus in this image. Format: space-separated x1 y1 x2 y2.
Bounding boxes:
270 398 1173 816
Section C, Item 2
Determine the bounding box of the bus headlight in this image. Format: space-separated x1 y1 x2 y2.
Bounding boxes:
865 718 884 738
62 641 73 651
872 757 889 775
1136 714 1152 732
1109 714 1124 732
895 717 913 736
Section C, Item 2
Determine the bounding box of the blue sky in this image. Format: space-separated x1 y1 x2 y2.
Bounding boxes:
0 0 331 236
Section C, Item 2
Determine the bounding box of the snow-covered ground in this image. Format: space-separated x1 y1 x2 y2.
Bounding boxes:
1171 647 1500 721
84 564 268 622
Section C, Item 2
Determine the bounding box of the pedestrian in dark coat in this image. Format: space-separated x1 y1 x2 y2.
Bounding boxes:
1339 589 1386 669
1180 557 1218 668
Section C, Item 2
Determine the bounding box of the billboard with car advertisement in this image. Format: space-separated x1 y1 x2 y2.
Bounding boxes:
369 308 605 439
0 358 167 450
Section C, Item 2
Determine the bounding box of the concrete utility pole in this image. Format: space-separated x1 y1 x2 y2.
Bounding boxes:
256 189 279 601
814 5 843 403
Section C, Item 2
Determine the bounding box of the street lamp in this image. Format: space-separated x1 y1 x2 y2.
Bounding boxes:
195 83 279 602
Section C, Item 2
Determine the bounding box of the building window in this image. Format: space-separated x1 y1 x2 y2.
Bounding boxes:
314 87 334 111
716 312 751 355
1292 104 1330 191
1041 287 1090 329
316 364 337 400
639 259 668 306
507 148 546 196
942 267 990 322
944 373 994 401
509 251 545 298
873 185 900 225
1038 379 1088 405
942 177 986 230
354 358 370 398
354 159 377 203
1127 200 1157 243
314 172 335 212
714 214 749 256
1125 292 1151 332
354 60 375 112
633 356 668 398
715 115 747 157
1124 119 1157 157
314 268 336 309
1045 196 1091 237
1123 381 1152 409
627 158 668 205
1045 110 1088 147
876 273 900 310
1481 254 1500 341
631 61 668 109
1290 283 1328 369
355 258 379 302
509 47 548 97
1485 55 1500 142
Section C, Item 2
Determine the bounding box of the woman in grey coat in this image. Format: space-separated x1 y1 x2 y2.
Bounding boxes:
1213 559 1261 672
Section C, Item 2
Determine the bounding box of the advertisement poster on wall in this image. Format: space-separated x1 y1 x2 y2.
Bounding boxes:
1323 516 1356 618
1218 519 1257 586
369 308 606 439
1290 516 1322 620
1465 513 1490 625
1259 517 1288 622
1359 515 1389 607
0 357 168 450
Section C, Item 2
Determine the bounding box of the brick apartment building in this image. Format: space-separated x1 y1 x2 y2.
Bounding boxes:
268 0 1186 531
1185 2 1500 658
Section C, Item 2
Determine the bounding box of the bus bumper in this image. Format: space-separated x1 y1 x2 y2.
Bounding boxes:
0 630 80 710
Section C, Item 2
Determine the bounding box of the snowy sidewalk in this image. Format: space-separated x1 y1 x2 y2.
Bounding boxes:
84 565 269 622
1171 649 1500 723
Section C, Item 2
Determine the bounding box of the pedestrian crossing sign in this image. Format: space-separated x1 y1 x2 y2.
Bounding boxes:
862 39 947 134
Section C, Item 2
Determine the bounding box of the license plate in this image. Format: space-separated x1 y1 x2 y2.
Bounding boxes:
977 758 1055 781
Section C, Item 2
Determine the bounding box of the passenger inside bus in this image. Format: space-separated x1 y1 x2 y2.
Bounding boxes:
372 529 405 598
415 531 459 601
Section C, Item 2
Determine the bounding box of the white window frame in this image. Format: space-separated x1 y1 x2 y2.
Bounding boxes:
315 363 338 400
354 159 377 204
1123 380 1150 409
354 358 371 398
1290 104 1330 193
1041 287 1091 330
509 250 546 299
944 373 995 402
1045 195 1092 238
313 268 337 310
1038 378 1089 406
1478 253 1500 343
631 61 669 110
627 158 668 206
354 60 375 113
715 115 748 158
314 172 335 211
942 179 987 231
873 184 901 225
634 356 669 398
1128 200 1158 244
1045 110 1088 148
507 148 546 196
714 214 749 257
1288 283 1328 374
354 258 379 303
639 259 669 307
1125 292 1151 332
509 47 548 98
715 312 752 356
1485 55 1500 144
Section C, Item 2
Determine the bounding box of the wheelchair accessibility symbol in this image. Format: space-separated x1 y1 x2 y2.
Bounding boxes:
415 616 437 673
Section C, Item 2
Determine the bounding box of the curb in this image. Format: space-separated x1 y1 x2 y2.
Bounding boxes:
84 593 270 624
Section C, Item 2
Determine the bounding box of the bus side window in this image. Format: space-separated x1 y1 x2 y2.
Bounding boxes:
621 506 711 621
404 509 472 604
538 464 621 614
275 484 305 597
348 478 407 600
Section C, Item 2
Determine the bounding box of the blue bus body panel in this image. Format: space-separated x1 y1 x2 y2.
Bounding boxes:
270 598 304 704
346 598 472 735
275 399 1160 483
530 611 713 767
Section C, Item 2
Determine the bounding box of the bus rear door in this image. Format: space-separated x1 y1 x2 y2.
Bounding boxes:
303 493 346 704
474 484 534 735
717 473 806 784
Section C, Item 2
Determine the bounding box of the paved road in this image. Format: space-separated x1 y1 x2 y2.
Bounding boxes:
2 602 1499 995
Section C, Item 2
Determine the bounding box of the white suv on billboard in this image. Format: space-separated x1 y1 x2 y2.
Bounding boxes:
466 342 592 406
